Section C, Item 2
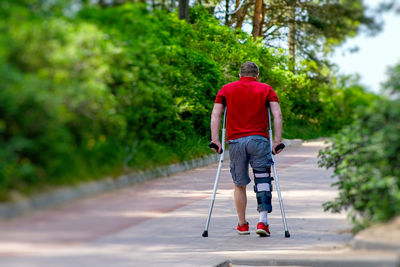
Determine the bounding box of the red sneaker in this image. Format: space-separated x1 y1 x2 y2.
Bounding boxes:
237 222 250 235
256 222 270 237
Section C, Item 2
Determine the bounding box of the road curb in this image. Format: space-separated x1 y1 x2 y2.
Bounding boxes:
227 257 399 267
0 138 300 219
350 217 400 253
350 238 400 252
0 152 229 219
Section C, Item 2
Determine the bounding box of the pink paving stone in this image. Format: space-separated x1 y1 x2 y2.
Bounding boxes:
0 142 321 254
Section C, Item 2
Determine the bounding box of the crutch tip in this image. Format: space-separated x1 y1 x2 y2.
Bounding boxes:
202 230 208 237
285 231 290 238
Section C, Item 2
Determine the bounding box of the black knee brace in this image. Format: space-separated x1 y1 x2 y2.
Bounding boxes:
253 168 273 213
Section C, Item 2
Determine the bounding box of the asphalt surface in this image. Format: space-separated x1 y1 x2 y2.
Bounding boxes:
0 141 398 267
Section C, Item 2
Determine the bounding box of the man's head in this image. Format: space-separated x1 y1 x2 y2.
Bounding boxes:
239 61 259 78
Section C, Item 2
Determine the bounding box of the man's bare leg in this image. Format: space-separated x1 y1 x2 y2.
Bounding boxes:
234 185 247 224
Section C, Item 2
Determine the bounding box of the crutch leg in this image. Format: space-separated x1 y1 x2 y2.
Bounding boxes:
268 107 291 238
202 107 227 237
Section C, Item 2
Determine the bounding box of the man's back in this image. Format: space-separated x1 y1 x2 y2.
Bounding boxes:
215 76 278 140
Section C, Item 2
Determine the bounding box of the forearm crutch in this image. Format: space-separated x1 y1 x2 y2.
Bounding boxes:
202 107 227 237
268 106 291 238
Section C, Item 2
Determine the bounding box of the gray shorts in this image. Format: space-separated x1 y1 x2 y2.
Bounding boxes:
228 135 273 186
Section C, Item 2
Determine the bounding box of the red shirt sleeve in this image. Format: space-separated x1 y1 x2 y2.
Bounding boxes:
215 87 226 104
267 86 279 103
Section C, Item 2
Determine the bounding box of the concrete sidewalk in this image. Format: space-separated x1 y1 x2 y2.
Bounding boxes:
0 141 398 266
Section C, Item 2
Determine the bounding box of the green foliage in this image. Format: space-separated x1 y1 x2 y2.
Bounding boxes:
0 4 127 200
383 62 400 97
247 0 381 63
0 2 376 201
319 63 400 231
319 93 400 231
319 75 377 134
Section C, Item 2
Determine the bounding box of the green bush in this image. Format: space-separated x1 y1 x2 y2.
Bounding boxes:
0 2 377 201
0 4 127 200
318 98 400 231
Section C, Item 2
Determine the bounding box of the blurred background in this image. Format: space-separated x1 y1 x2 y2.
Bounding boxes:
0 0 399 231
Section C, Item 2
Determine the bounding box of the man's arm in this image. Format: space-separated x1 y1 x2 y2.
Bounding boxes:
210 103 224 153
270 101 283 154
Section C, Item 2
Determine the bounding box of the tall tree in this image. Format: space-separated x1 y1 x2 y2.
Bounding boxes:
235 0 251 29
260 0 380 67
179 0 189 21
287 2 295 70
252 0 263 39
225 0 230 25
213 0 380 71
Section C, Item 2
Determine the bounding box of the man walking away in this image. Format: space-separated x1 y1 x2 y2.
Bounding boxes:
210 61 283 237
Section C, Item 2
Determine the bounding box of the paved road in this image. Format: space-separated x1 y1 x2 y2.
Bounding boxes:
0 141 398 266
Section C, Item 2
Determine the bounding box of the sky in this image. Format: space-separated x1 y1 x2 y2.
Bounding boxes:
331 1 400 93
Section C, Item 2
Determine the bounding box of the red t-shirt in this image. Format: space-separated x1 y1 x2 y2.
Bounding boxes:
215 77 279 141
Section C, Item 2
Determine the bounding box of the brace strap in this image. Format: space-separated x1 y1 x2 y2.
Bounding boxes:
253 168 273 213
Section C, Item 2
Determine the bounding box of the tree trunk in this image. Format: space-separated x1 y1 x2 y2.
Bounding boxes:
99 0 107 7
235 0 245 29
179 0 189 21
225 0 230 25
252 0 263 40
259 2 266 37
288 4 296 72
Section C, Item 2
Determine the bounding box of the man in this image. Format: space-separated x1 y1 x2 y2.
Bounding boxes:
210 61 283 237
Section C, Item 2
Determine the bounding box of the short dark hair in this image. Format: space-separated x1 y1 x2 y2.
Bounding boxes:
240 61 259 77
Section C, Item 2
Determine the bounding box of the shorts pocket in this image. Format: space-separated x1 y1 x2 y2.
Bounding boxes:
249 139 273 169
248 138 270 154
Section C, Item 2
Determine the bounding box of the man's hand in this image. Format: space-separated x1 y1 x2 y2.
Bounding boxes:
273 141 284 154
210 140 222 153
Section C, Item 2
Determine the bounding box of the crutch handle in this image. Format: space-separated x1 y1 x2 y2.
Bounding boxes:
272 143 285 155
209 142 223 154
